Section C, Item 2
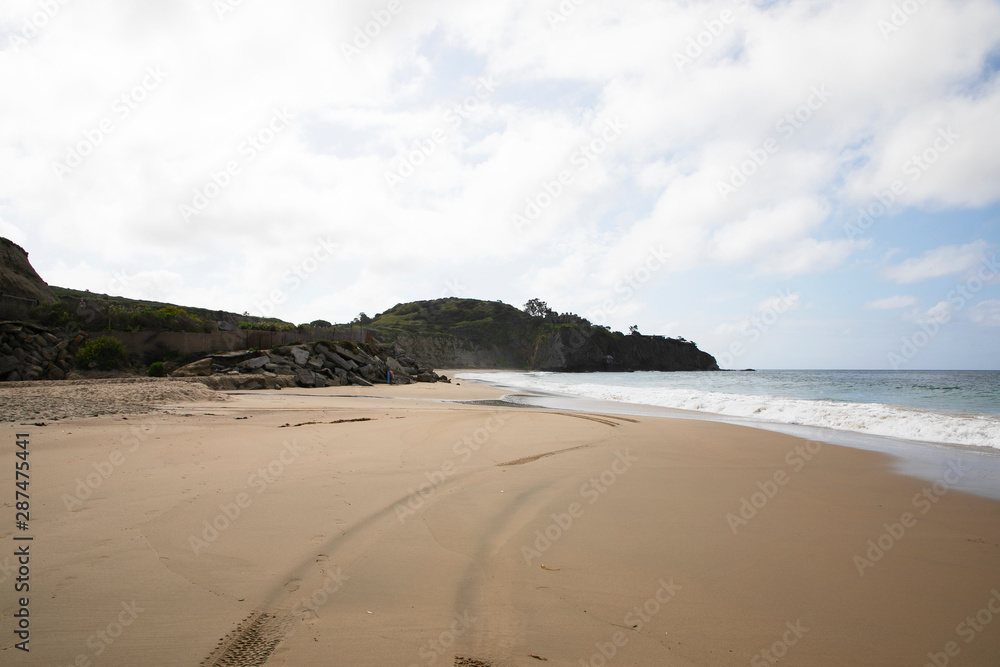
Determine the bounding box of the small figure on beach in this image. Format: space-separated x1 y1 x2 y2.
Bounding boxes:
387 370 394 385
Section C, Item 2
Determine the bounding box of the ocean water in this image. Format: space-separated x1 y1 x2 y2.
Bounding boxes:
455 370 1000 451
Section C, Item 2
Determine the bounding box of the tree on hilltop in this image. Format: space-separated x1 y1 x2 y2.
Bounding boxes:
524 298 555 318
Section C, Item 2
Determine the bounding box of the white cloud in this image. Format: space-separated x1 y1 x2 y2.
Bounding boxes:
865 295 917 310
757 291 800 314
883 240 992 283
0 0 998 351
758 238 870 278
969 300 1000 327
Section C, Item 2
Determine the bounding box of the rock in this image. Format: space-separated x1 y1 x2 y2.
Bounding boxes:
290 346 311 366
307 355 325 370
218 321 236 331
171 358 214 377
295 368 317 387
211 351 263 366
4 370 20 381
326 351 357 372
0 355 17 375
333 344 366 365
416 372 437 383
386 356 406 374
239 355 270 370
45 365 65 380
348 372 372 387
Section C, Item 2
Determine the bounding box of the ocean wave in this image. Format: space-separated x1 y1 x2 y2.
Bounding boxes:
457 372 1000 450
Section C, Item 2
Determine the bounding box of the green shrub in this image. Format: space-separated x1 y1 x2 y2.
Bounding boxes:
147 361 166 377
76 335 128 370
34 302 73 327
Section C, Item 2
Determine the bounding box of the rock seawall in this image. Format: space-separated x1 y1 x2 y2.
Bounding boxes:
0 321 83 381
171 339 449 390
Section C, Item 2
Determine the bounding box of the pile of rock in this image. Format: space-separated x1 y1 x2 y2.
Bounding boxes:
171 339 449 390
0 321 81 381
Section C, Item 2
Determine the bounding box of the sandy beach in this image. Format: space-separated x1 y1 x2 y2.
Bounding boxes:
2 374 999 666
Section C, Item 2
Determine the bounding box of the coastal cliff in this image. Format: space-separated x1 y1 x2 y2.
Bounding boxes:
369 298 718 372
0 237 56 304
531 326 718 372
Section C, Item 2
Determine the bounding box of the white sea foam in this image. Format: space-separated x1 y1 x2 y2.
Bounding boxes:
458 372 1000 450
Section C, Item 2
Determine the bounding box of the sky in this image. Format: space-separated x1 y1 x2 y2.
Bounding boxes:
1 0 999 370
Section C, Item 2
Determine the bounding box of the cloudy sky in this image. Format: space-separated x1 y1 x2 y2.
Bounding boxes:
2 0 999 369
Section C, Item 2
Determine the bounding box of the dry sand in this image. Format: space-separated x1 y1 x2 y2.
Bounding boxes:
1 374 999 666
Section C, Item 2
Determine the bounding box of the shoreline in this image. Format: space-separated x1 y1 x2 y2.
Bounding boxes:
3 374 999 664
453 370 1000 502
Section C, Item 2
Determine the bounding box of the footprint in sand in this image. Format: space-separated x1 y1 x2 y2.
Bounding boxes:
316 555 329 563
284 579 302 592
55 575 78 591
310 535 326 544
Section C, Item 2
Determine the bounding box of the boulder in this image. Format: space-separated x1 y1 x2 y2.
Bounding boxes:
290 346 311 366
239 355 270 370
171 358 214 377
295 368 317 387
0 355 17 375
348 372 372 387
333 344 366 365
